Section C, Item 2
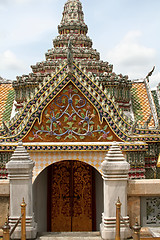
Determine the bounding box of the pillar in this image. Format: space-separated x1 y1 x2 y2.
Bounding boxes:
100 142 130 240
6 142 37 239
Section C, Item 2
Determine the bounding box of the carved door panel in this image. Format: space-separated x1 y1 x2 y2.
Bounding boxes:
48 160 95 232
72 161 93 231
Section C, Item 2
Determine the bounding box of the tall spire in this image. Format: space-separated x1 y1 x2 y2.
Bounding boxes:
46 0 102 67
53 0 92 50
58 0 88 35
13 0 132 111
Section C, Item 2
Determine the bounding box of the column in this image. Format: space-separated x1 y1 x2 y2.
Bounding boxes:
6 142 37 239
100 142 130 240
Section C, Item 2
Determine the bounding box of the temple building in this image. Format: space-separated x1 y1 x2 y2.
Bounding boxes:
0 0 160 239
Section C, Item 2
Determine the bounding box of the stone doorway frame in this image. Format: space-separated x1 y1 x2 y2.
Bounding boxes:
7 142 130 240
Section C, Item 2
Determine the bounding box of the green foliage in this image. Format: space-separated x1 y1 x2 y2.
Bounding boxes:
73 115 76 121
56 113 60 118
29 137 34 141
80 136 85 139
75 99 79 105
73 89 78 93
64 116 68 122
53 123 57 128
90 125 94 131
81 113 85 118
97 125 100 130
56 136 61 140
34 126 39 130
83 122 87 127
67 122 74 128
107 135 113 140
103 125 108 130
46 125 50 131
63 89 68 93
46 120 51 124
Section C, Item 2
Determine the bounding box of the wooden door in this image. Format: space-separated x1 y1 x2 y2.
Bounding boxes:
47 160 95 232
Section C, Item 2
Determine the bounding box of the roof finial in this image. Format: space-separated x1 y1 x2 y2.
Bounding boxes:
146 66 155 82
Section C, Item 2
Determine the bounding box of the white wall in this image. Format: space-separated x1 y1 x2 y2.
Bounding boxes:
95 169 103 230
33 167 48 232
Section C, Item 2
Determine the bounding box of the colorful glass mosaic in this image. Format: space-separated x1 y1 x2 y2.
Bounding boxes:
131 82 155 127
0 83 15 127
30 151 106 181
25 84 114 142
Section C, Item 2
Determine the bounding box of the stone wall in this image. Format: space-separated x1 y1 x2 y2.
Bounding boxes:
127 179 160 227
0 180 9 236
0 179 160 234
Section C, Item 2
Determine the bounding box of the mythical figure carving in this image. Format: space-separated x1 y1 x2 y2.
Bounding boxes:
67 40 73 74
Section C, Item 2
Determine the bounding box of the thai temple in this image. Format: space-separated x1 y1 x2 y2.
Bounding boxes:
0 0 160 239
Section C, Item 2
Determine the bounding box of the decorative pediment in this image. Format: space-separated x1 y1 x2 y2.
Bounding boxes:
0 63 160 144
23 82 118 142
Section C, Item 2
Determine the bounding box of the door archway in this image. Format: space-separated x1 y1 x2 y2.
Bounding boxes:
33 160 103 232
47 160 96 232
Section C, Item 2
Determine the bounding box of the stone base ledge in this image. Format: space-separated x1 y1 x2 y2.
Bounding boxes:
0 180 9 196
100 223 131 240
128 179 160 196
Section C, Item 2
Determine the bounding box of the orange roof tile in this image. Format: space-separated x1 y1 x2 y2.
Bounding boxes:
131 82 155 127
0 83 15 127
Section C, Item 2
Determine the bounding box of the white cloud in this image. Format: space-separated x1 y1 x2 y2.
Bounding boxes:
150 72 160 89
0 50 26 71
12 0 55 5
0 18 57 50
106 30 156 80
0 0 54 5
9 16 56 45
13 0 31 4
0 0 60 48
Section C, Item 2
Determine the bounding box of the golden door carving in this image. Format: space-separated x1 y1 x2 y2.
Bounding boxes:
48 160 94 232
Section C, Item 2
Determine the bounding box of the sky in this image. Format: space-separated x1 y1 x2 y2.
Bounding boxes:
0 0 160 89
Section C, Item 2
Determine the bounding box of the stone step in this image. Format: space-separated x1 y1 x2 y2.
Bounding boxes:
37 232 102 240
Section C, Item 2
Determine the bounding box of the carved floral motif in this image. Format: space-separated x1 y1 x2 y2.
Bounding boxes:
29 85 113 142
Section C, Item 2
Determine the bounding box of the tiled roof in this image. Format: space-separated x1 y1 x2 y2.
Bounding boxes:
131 82 155 127
0 83 15 127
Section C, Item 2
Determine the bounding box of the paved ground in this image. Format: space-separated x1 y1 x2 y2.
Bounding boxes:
148 227 160 238
36 228 160 240
37 232 102 240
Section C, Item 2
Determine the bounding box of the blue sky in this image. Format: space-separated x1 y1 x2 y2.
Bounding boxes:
0 0 160 89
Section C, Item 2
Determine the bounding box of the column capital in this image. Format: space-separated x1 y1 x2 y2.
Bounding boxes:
101 142 130 179
6 142 34 172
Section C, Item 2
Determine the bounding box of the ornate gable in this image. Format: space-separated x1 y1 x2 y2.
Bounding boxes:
0 62 160 148
23 82 118 142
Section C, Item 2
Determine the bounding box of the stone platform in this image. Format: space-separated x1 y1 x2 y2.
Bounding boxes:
37 232 101 240
36 228 160 240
